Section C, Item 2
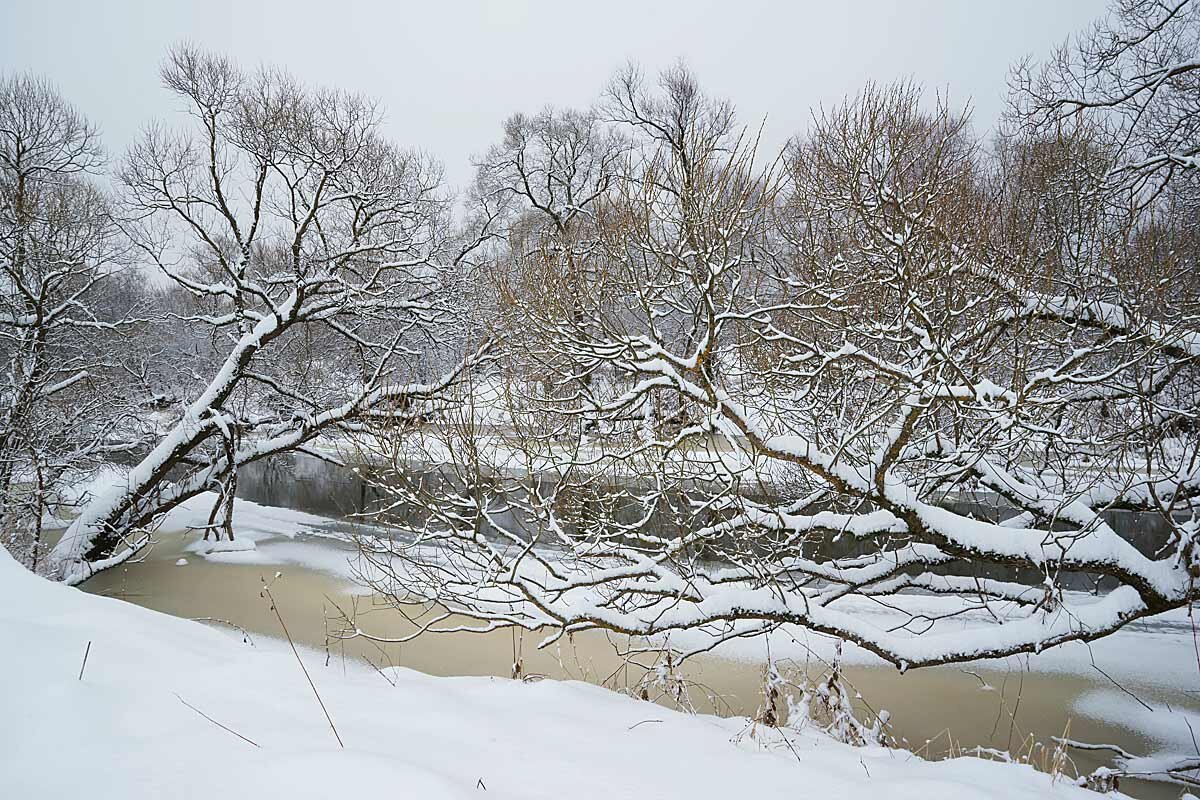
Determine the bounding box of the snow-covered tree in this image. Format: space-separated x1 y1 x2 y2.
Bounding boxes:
1013 0 1200 202
466 103 629 430
47 47 493 583
0 74 143 570
355 65 1200 670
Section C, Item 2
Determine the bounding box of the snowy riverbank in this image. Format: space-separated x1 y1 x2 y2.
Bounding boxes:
1 541 1118 800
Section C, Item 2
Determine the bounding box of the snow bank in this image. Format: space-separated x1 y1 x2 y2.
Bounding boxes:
0 545 1109 799
188 538 258 555
184 536 268 564
162 492 339 542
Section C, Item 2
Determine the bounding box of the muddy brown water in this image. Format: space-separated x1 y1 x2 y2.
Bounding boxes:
81 526 1198 800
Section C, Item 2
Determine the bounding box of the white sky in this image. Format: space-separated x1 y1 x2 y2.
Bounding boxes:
2 0 1107 191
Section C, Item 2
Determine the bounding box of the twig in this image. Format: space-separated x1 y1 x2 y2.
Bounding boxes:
174 692 261 748
78 640 91 680
775 725 806 764
191 617 255 645
261 574 344 748
1088 653 1154 712
1190 603 1200 680
1053 736 1133 759
324 594 396 686
1007 666 1026 752
627 718 663 730
959 669 994 690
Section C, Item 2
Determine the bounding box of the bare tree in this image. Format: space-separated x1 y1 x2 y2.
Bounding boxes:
0 74 142 571
47 47 493 583
1013 0 1200 202
354 68 1200 671
469 104 628 428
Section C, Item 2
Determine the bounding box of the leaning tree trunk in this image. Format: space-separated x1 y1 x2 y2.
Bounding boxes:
48 312 279 583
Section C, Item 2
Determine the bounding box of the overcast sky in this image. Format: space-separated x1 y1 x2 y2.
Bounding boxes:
2 0 1107 191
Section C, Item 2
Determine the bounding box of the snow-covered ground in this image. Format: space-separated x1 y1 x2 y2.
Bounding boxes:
1 543 1115 800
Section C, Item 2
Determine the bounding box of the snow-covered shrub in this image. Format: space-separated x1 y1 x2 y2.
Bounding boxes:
750 646 892 747
781 647 892 748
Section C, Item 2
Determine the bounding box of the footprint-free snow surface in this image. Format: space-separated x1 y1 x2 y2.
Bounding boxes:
1 544 1107 799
